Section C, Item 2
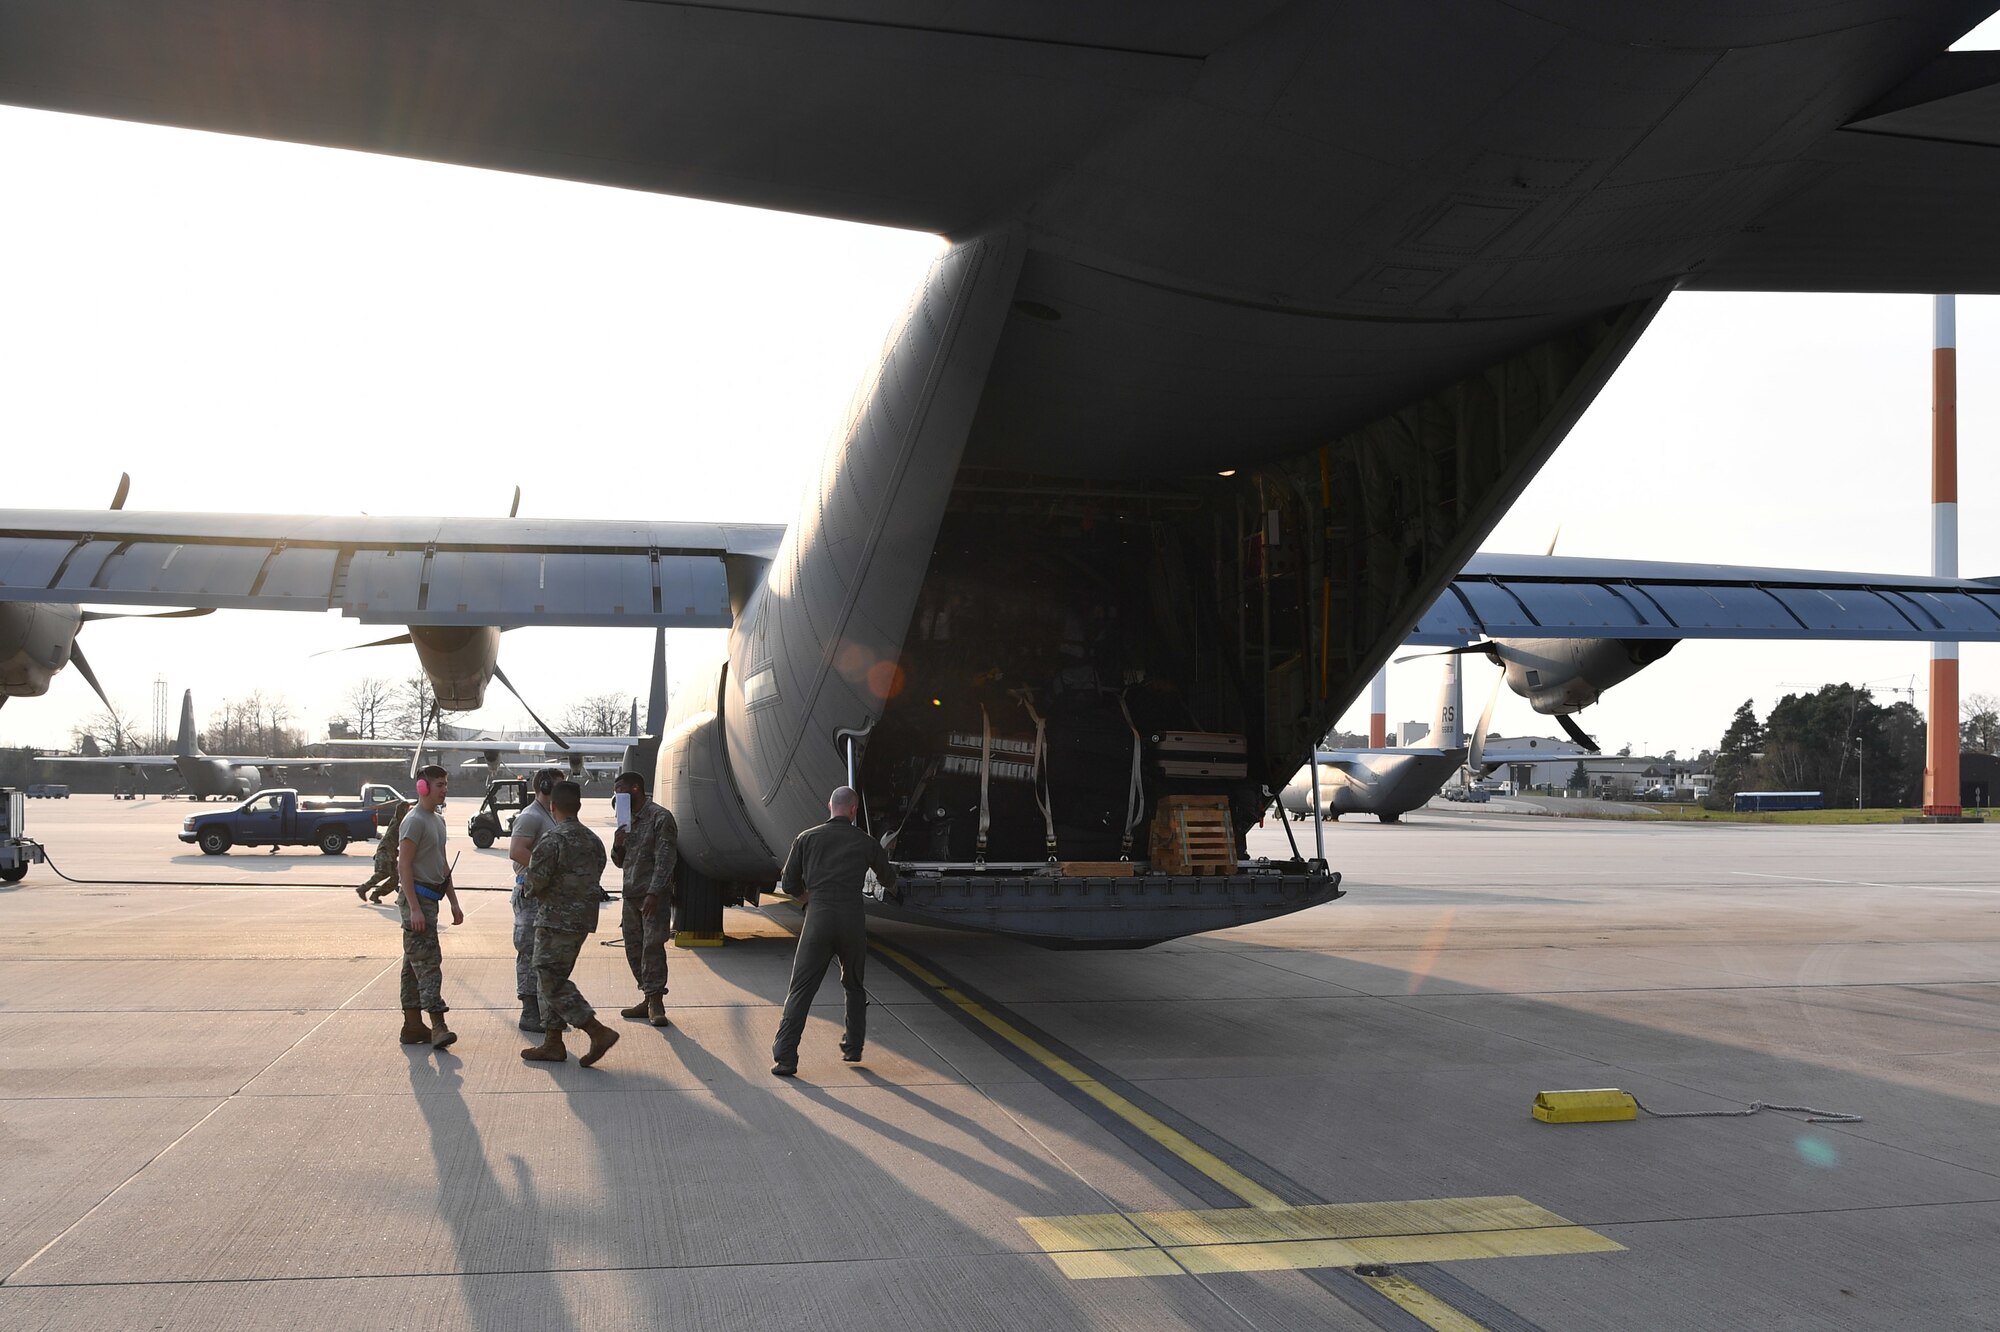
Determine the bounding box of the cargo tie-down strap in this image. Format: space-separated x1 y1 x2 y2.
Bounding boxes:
1013 689 1058 863
975 705 992 866
1117 693 1145 860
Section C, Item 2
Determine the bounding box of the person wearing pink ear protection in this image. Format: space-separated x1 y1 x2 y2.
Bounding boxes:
396 765 463 1051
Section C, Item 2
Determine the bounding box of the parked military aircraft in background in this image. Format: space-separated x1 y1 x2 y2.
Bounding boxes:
1277 655 1589 823
39 691 388 801
7 5 2000 943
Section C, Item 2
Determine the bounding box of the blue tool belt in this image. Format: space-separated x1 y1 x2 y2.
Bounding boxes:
412 882 445 902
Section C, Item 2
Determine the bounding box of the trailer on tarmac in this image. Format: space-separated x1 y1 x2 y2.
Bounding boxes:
2 788 49 882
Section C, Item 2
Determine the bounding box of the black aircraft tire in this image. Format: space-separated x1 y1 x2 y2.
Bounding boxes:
0 863 27 883
198 828 231 856
1378 813 1400 824
317 830 350 856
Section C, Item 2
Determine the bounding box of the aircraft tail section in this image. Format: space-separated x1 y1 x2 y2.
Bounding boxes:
1432 656 1464 752
176 689 196 758
664 229 1024 879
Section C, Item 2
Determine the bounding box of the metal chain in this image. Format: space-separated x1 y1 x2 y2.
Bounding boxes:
1632 1096 1862 1125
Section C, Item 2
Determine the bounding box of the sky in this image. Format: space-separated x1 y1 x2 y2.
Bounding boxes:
3 68 1999 762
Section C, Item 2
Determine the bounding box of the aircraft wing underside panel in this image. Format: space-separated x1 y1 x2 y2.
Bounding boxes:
1410 555 2000 644
0 512 786 627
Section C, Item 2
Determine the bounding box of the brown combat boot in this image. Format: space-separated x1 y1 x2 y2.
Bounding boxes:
646 994 669 1027
520 1029 566 1062
619 999 649 1020
428 1011 458 1050
578 1019 621 1067
399 1008 430 1044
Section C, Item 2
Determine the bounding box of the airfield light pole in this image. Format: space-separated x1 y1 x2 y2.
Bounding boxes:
1855 735 1864 810
1368 668 1388 748
1925 295 1963 817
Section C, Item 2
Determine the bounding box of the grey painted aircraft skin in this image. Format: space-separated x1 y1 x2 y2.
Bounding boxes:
6 4 2000 940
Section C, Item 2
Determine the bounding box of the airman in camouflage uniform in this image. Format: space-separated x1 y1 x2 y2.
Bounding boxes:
612 770 679 1027
518 782 621 1067
356 800 411 903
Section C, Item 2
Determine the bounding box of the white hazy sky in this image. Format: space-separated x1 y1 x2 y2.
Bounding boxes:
2 89 1997 760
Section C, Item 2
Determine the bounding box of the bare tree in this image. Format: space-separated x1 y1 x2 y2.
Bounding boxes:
1963 691 2000 755
387 676 437 738
204 691 307 756
559 692 629 738
75 701 144 754
341 676 396 740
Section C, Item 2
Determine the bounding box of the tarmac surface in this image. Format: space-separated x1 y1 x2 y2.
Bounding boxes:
3 795 1997 1330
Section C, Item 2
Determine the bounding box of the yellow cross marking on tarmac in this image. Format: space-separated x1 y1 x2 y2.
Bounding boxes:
872 942 1623 1328
1019 1195 1622 1282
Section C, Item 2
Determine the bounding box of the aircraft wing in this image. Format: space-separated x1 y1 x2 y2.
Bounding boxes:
1407 555 2000 647
38 754 180 766
0 511 784 627
324 739 639 755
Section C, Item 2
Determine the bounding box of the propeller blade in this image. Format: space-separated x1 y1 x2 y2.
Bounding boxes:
645 626 668 737
311 631 414 658
1468 660 1505 770
1556 713 1600 754
79 607 214 623
1393 642 1498 665
68 640 119 716
109 473 131 511
492 664 570 749
509 485 522 519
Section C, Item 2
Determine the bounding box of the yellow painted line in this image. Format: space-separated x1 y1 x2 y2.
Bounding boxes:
1019 1196 1624 1281
1357 1270 1494 1332
1047 1247 1187 1281
873 941 1290 1210
1017 1212 1153 1254
1127 1195 1571 1247
1168 1225 1624 1275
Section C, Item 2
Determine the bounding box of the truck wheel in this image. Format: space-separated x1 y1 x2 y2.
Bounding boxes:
470 825 495 850
198 828 232 856
317 830 350 856
0 863 26 883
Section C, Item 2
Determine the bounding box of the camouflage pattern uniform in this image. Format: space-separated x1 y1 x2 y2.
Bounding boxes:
524 818 609 1031
361 802 409 900
618 800 679 998
397 892 446 1013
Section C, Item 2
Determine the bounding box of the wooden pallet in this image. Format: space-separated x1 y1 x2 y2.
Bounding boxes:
1060 860 1135 878
1149 796 1236 875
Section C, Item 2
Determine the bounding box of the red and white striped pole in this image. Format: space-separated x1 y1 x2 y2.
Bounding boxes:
1369 667 1388 748
1924 294 1962 817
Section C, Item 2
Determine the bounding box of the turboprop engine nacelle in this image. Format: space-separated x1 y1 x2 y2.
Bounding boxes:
1497 637 1678 714
408 625 501 712
0 602 81 697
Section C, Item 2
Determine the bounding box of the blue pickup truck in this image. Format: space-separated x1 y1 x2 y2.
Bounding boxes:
180 788 380 856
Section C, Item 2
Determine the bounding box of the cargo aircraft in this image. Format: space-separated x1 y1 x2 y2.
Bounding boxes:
6 3 2000 944
1276 655 1590 823
40 691 390 802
